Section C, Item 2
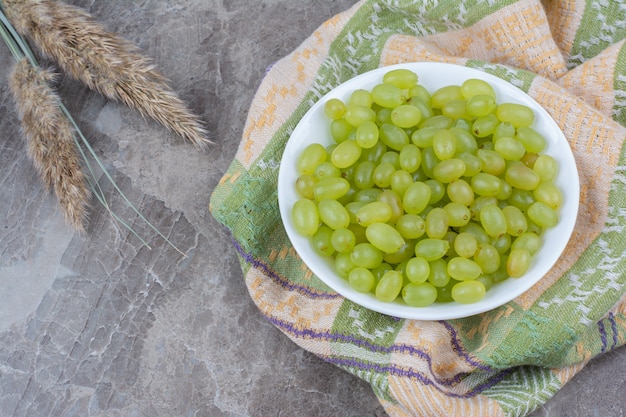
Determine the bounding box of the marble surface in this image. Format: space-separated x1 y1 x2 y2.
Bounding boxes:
0 1 624 416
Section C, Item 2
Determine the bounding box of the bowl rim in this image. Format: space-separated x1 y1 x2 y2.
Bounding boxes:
277 61 580 320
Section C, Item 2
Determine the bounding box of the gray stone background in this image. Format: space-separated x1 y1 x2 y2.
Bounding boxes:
0 1 624 416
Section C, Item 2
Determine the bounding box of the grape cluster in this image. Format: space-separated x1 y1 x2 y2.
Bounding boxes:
291 69 562 306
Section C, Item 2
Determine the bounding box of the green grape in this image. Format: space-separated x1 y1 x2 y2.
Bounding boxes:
402 282 438 307
348 223 368 243
354 188 381 203
460 221 490 244
451 280 486 304
505 161 540 191
433 129 457 160
353 161 376 189
330 119 353 143
345 201 366 223
377 190 404 223
419 115 453 130
349 89 372 108
296 143 327 175
317 199 350 230
493 121 516 141
466 94 496 117
366 222 406 253
331 139 362 169
496 181 513 200
494 137 526 161
451 127 478 154
355 121 380 149
454 118 472 131
425 179 446 205
396 214 426 239
314 161 341 179
375 270 403 302
391 104 422 128
456 152 481 177
469 196 497 221
292 199 319 236
527 201 559 228
381 151 400 168
511 232 542 255
507 188 536 211
402 181 431 214
432 85 463 109
312 225 334 256
444 202 471 227
420 147 440 179
502 205 528 236
334 252 356 278
415 238 450 261
371 83 404 108
447 257 482 281
411 126 438 147
390 170 413 196
506 248 531 277
472 114 499 137
516 126 546 153
351 242 384 269
349 267 376 293
471 173 502 197
360 140 386 163
461 78 496 99
533 182 563 209
496 103 534 127
324 98 347 120
384 241 416 265
373 161 396 188
313 176 350 201
428 258 450 287
356 201 392 226
433 158 466 183
404 256 430 283
479 204 507 238
442 99 470 120
453 232 478 258
383 68 419 89
407 97 435 119
474 243 501 274
371 262 393 281
399 144 422 173
376 107 393 125
331 228 356 253
436 280 456 302
425 207 449 239
491 233 511 255
408 84 431 104
344 105 377 127
380 123 410 151
447 179 475 206
533 154 558 182
477 149 505 175
296 174 317 199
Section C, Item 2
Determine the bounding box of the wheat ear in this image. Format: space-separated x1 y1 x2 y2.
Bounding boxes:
3 0 211 148
9 57 91 231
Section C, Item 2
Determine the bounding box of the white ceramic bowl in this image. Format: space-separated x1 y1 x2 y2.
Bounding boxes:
277 62 579 320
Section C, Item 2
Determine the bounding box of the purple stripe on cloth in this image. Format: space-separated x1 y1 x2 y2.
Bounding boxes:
438 320 494 372
598 319 608 353
609 312 619 350
269 315 474 387
233 238 341 300
324 355 514 399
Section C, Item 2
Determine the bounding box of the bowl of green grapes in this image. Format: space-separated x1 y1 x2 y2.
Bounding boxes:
277 62 579 320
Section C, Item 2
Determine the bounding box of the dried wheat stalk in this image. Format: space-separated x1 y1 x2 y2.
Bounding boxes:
3 0 211 148
9 57 90 231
